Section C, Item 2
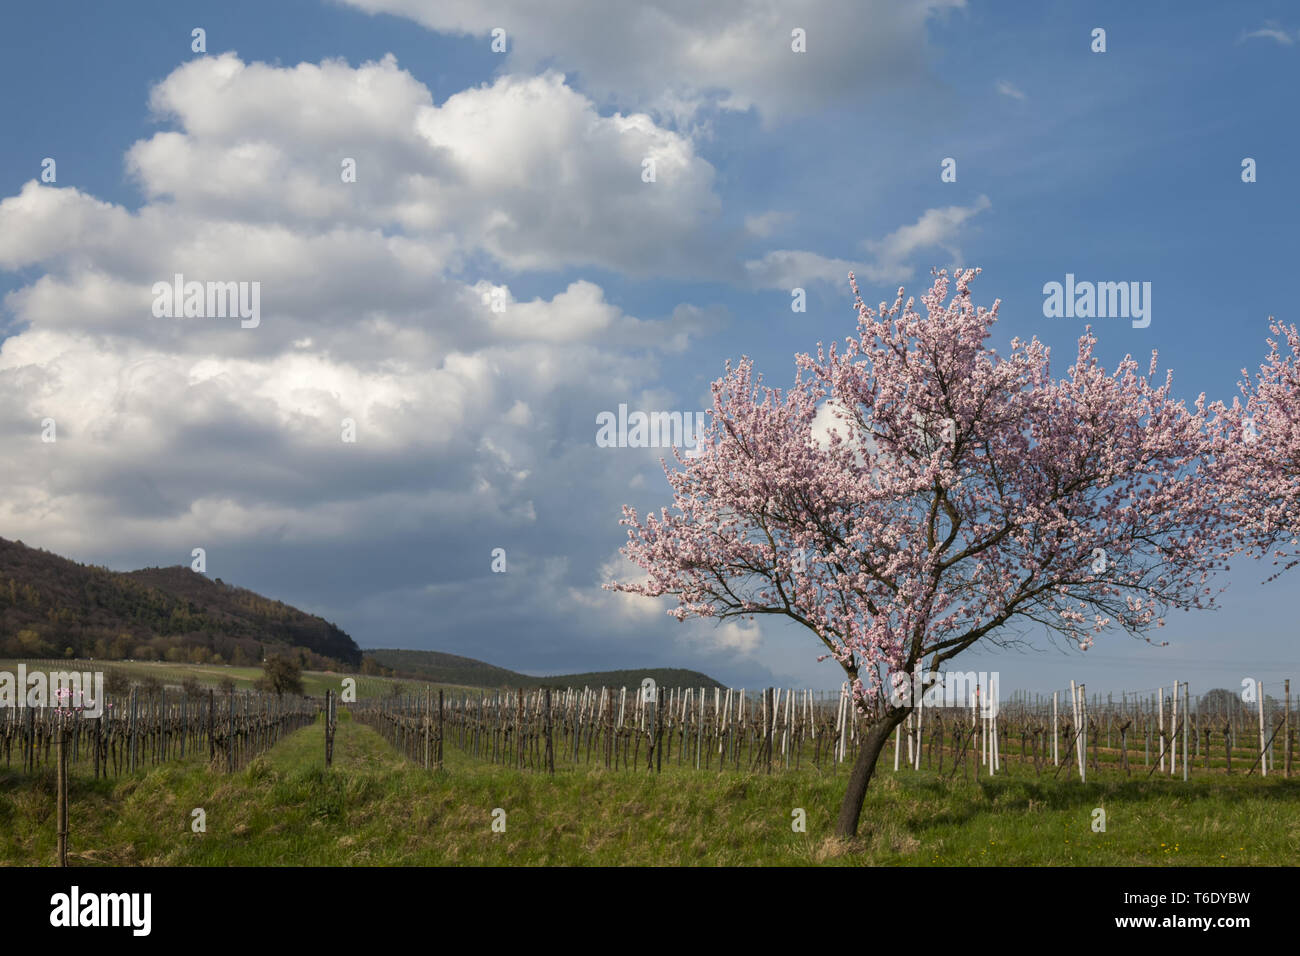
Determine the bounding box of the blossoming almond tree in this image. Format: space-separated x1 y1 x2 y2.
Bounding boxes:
608 269 1236 838
1210 319 1300 580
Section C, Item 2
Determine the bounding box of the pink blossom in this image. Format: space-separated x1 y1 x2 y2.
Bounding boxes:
1209 317 1300 579
609 269 1236 718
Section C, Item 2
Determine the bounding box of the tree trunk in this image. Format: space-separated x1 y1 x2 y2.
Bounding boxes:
835 709 909 838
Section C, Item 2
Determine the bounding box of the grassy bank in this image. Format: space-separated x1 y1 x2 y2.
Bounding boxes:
2 712 1296 866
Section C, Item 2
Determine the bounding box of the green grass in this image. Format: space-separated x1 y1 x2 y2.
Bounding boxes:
1 713 1296 866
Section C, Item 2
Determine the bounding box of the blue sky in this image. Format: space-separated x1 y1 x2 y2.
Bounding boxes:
1 0 1298 696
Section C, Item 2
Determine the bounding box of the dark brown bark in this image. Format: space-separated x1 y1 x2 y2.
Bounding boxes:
835 708 909 838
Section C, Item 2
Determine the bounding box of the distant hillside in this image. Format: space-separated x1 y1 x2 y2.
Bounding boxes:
364 648 723 690
0 537 361 667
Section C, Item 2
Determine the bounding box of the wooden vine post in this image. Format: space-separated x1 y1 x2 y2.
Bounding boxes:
1286 679 1293 778
227 686 235 773
56 718 69 867
325 689 336 768
544 686 554 775
1257 678 1267 778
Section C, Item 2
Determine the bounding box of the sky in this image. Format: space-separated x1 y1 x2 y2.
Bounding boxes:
1 0 1298 696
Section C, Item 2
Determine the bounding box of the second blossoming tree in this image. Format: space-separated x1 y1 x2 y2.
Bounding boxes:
1211 318 1300 579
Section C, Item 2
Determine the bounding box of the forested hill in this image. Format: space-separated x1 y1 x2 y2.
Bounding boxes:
365 648 723 690
0 537 361 666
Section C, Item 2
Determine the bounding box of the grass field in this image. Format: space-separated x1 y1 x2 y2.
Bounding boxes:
2 711 1296 866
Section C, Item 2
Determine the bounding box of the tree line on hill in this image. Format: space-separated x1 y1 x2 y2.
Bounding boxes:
0 537 361 668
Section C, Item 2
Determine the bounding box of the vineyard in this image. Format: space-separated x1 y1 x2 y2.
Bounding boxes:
352 678 1297 781
6 667 1293 786
0 656 445 781
1 687 318 778
2 663 1298 867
